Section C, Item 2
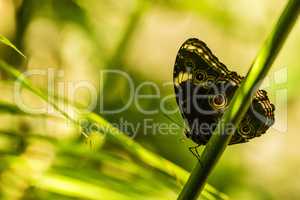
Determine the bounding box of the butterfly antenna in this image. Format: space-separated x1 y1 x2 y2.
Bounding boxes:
162 112 184 128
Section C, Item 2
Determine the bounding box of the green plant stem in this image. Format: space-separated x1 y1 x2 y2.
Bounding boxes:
108 0 149 68
178 1 300 199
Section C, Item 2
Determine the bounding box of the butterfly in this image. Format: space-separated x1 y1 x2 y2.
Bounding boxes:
173 38 275 147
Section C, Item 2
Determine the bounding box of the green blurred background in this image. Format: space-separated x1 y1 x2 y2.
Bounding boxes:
0 0 299 199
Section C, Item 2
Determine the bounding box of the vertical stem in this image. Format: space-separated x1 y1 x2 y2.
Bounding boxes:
107 0 150 68
178 1 300 199
95 0 150 114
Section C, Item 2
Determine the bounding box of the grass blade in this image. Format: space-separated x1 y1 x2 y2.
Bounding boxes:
0 61 228 199
0 60 78 124
0 35 26 59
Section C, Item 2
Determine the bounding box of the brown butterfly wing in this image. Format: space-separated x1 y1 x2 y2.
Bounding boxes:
173 38 275 145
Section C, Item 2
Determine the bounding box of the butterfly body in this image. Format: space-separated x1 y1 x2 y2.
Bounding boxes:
174 38 275 145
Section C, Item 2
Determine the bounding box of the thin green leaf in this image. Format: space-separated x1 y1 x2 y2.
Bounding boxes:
34 173 129 200
0 35 26 58
0 100 27 115
0 60 78 125
0 58 228 199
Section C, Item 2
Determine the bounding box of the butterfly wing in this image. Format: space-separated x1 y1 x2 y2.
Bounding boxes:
174 38 236 144
173 38 275 145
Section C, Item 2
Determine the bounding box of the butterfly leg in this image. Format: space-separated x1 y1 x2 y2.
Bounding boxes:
189 144 203 166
